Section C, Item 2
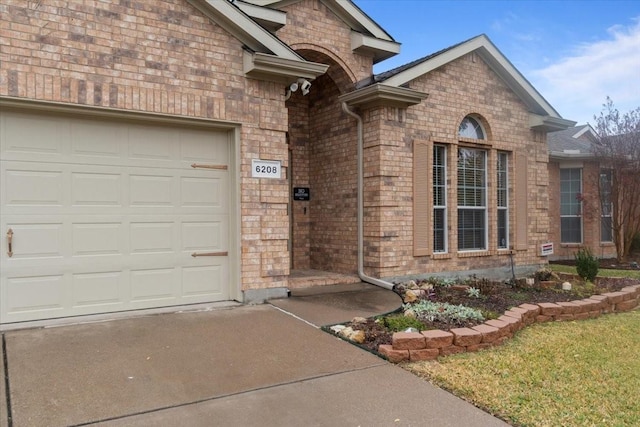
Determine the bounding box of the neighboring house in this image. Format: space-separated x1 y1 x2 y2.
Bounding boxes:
547 125 617 260
0 0 574 326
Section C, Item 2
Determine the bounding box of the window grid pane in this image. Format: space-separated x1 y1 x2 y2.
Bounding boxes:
497 152 509 249
458 148 486 251
458 209 486 250
560 168 582 243
600 169 613 242
433 145 447 252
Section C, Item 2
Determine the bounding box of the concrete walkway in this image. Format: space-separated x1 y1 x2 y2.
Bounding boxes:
1 284 509 427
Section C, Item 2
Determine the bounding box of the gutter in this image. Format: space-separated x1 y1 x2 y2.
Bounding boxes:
341 102 395 291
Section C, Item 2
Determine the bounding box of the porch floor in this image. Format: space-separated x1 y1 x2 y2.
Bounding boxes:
288 269 361 289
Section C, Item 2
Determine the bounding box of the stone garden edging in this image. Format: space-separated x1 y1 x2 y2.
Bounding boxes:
379 284 640 363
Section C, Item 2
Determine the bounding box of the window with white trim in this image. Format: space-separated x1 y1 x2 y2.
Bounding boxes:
433 145 447 252
457 148 487 251
497 152 509 249
458 116 485 139
600 169 613 242
560 168 582 243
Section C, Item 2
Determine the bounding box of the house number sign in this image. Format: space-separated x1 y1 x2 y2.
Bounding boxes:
252 159 281 179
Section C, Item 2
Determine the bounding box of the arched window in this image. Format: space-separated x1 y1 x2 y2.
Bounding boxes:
458 116 485 139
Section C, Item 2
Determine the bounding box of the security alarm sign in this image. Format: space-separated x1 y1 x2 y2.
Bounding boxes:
252 159 281 179
540 242 554 256
293 187 310 201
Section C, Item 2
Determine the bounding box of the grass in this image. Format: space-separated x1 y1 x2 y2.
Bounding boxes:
549 263 640 279
405 310 640 427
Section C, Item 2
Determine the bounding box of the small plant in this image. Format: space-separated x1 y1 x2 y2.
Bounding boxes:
481 309 500 320
382 315 427 332
575 247 599 282
534 269 553 282
406 300 485 326
466 287 481 298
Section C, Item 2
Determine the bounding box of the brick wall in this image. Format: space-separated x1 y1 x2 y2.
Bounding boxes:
0 0 293 292
361 53 552 279
548 160 617 260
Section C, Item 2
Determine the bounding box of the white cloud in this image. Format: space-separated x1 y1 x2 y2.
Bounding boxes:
530 17 640 124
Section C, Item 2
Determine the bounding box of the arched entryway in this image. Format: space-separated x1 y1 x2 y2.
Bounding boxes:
286 51 360 285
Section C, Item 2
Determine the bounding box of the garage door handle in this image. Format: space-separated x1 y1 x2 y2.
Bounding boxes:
191 251 228 257
6 228 13 257
191 163 228 170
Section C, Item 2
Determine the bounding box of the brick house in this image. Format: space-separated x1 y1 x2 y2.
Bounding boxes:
0 0 574 326
547 125 617 260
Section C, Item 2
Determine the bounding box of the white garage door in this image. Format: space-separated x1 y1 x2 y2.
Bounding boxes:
1 109 233 325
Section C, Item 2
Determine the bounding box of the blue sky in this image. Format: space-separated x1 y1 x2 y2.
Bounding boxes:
354 0 640 126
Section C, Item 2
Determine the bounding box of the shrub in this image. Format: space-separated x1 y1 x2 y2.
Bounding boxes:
382 315 427 332
575 247 599 282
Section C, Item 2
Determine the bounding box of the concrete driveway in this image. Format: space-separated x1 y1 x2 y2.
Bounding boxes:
1 293 509 426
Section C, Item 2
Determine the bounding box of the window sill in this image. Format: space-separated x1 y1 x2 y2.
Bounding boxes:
600 242 615 247
560 243 582 248
457 250 491 258
431 252 451 260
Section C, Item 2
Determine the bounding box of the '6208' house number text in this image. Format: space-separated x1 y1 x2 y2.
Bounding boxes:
251 159 281 179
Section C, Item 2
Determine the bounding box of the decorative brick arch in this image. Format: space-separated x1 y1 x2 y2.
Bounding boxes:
456 112 494 141
290 43 357 95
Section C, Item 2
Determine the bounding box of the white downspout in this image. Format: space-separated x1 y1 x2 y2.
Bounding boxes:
342 102 395 291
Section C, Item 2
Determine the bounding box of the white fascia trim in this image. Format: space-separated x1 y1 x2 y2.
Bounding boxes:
327 0 395 41
234 0 287 31
351 31 400 63
549 150 593 161
338 84 428 109
244 51 329 83
382 35 565 119
250 0 395 42
188 0 301 60
572 124 598 139
530 113 576 131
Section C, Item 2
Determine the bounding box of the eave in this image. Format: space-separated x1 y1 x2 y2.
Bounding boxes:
351 32 401 64
530 114 576 132
339 84 428 109
548 151 595 161
244 51 329 84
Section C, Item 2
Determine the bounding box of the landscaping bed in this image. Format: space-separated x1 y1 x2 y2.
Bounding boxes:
327 274 639 354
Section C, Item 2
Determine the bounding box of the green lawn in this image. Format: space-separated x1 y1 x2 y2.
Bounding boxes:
405 310 640 427
548 263 640 279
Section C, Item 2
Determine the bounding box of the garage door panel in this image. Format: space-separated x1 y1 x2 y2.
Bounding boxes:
181 176 227 209
72 223 122 256
179 128 229 163
1 112 68 157
71 172 122 206
128 126 174 161
5 223 65 259
182 264 226 297
130 222 174 254
72 271 125 307
130 268 177 302
129 174 174 207
182 220 227 251
5 275 66 314
70 120 125 159
4 169 64 206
